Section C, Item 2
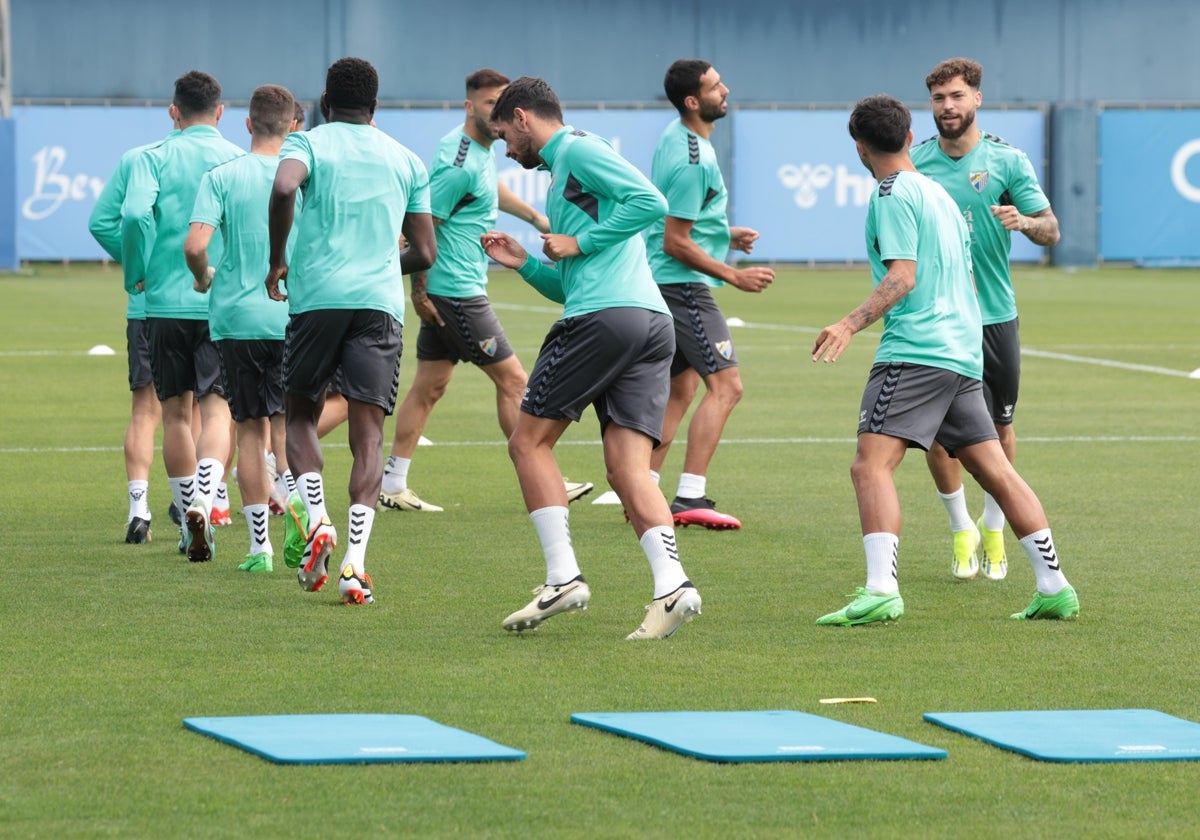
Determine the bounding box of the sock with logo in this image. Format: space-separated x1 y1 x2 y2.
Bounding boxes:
340 504 375 572
195 457 224 512
214 481 230 512
937 486 974 533
244 504 271 556
128 480 151 523
381 455 410 494
168 475 195 517
863 532 900 594
981 492 1006 532
640 525 688 598
297 472 329 526
1019 528 1069 593
530 506 580 585
675 472 706 501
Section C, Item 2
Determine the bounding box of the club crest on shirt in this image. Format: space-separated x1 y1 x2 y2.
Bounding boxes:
478 337 498 357
969 170 990 193
714 340 733 360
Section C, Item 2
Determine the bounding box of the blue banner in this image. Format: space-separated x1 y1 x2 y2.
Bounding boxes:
12 105 251 261
0 119 17 270
732 108 1048 263
1099 110 1200 263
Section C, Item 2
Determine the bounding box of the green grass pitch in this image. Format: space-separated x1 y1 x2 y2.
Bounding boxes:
2 262 1199 837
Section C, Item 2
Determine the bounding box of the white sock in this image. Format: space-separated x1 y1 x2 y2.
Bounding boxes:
274 473 291 503
649 469 661 486
214 481 229 511
168 475 195 515
640 525 688 598
297 472 328 525
981 492 1006 531
341 504 375 571
381 455 410 494
937 486 975 533
244 504 271 555
128 480 150 522
675 472 706 500
1019 528 1070 593
530 506 580 585
863 532 900 594
265 449 277 478
195 457 224 510
282 469 296 495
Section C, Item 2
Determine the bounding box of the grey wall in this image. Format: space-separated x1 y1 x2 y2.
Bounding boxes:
13 0 1196 265
13 0 1197 104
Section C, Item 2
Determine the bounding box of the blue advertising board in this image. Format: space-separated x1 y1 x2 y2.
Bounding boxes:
1099 109 1200 263
0 119 17 270
732 108 1048 263
12 105 251 260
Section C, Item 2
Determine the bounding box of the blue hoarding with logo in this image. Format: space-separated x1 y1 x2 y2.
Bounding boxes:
1099 109 1200 263
732 108 1047 263
12 105 252 260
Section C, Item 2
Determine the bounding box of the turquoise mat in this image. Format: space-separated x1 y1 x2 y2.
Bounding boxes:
571 710 947 763
183 714 526 764
924 709 1200 763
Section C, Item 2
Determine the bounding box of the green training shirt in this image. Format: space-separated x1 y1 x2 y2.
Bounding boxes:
911 132 1050 324
89 131 180 321
121 124 244 319
645 117 731 287
279 123 431 321
865 169 982 380
517 126 668 319
426 127 498 298
191 153 292 341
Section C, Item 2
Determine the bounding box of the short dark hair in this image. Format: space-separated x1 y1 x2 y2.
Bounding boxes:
491 76 562 123
292 100 306 130
925 57 983 91
848 94 911 154
325 57 379 110
249 85 296 137
173 70 222 119
663 59 712 113
466 68 510 94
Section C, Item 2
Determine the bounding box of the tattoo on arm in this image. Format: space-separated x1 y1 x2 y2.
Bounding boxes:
1022 210 1060 247
847 271 910 332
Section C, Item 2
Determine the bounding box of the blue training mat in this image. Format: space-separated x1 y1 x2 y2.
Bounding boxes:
923 709 1200 763
183 714 526 765
570 710 947 763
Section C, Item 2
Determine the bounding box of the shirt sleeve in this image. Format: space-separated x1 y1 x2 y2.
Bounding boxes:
661 157 705 222
517 253 566 304
873 181 919 264
1007 151 1051 216
190 169 223 228
428 163 471 221
119 151 159 292
569 140 668 255
406 155 432 215
88 158 130 262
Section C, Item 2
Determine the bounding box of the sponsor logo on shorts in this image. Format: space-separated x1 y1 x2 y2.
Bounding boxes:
479 337 498 357
714 340 733 360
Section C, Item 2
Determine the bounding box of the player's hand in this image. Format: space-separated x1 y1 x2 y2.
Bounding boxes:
729 226 760 253
134 280 145 293
531 212 551 234
481 230 528 269
990 205 1025 232
412 293 444 327
194 265 215 293
812 321 854 363
265 264 289 301
728 265 775 293
540 233 580 262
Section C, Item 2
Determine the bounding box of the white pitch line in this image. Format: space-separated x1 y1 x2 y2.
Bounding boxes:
1021 348 1195 378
